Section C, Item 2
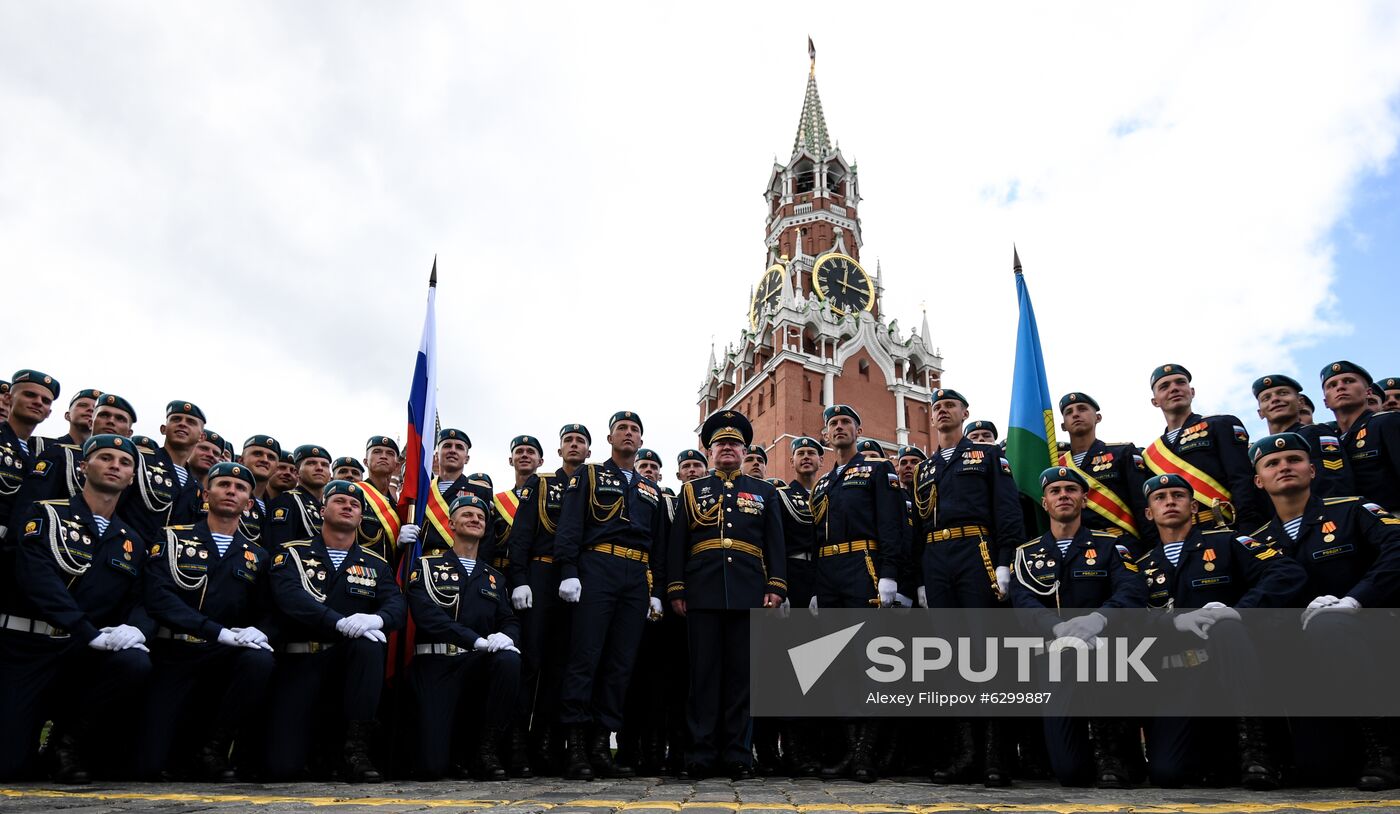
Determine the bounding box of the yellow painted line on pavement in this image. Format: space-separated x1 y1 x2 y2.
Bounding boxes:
4 788 1400 813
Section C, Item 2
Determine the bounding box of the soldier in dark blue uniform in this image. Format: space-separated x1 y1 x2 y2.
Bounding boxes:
620 445 673 776
263 480 405 782
743 444 768 479
50 388 100 447
405 493 521 780
264 444 331 549
12 393 137 520
508 424 590 774
399 428 480 558
1248 432 1400 789
965 420 998 445
676 448 708 482
554 411 665 780
1058 392 1153 557
810 404 904 782
118 400 205 544
1382 377 1400 412
1320 361 1400 511
1252 375 1352 498
1134 473 1307 789
1011 466 1146 788
134 462 274 781
333 457 365 482
667 410 785 780
236 435 282 543
0 434 151 783
1 369 59 544
1146 364 1265 529
188 429 226 486
268 448 298 500
355 436 404 563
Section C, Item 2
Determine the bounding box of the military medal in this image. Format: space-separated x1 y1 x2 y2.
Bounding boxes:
1085 548 1097 566
1203 548 1217 571
1324 534 1336 543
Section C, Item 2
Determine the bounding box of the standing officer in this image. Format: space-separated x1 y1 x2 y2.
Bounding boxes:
811 404 904 783
264 444 331 549
509 424 591 774
554 411 666 780
264 480 406 783
1321 361 1400 511
677 449 708 482
13 393 136 513
1247 432 1400 789
406 493 521 780
1010 467 1145 788
1381 377 1400 412
135 461 275 781
1057 392 1153 557
667 410 785 780
621 444 672 776
333 457 365 483
1134 473 1307 789
497 435 543 541
237 435 282 543
268 449 298 500
912 388 1025 786
1 370 59 543
0 434 151 783
400 428 475 558
50 388 100 447
1143 364 1264 529
119 400 205 544
1253 375 1352 498
356 436 405 562
743 445 768 479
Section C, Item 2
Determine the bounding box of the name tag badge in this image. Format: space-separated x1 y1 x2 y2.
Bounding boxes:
1191 575 1231 588
1312 543 1355 560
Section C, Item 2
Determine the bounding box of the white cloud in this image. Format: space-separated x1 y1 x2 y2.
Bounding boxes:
2 2 1398 484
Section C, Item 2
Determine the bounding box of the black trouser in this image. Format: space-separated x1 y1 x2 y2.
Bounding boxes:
515 558 568 734
923 538 998 609
136 641 275 777
816 550 878 608
559 551 648 730
686 609 752 769
263 638 386 781
0 630 152 780
620 614 667 760
410 649 520 779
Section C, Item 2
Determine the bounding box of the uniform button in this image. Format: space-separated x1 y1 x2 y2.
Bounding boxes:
726 507 732 513
722 539 732 548
726 523 733 528
727 557 733 563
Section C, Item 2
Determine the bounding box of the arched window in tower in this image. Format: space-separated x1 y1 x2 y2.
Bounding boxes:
769 381 776 409
793 159 815 195
804 376 813 403
826 165 845 196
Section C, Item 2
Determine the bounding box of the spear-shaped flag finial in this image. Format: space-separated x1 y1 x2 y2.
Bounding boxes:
1013 245 1023 276
429 255 438 287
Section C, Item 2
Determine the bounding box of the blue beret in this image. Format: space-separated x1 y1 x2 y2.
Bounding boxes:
332 457 364 474
1143 473 1192 498
82 433 136 461
609 411 643 432
279 449 295 465
791 436 824 454
293 444 331 464
0 380 8 396
201 429 225 448
10 369 60 400
1321 360 1372 387
322 479 364 507
132 435 159 453
94 393 137 422
1040 466 1087 491
1382 377 1400 392
856 439 884 456
897 445 926 461
165 400 206 422
1299 393 1316 412
1252 374 1303 398
766 477 785 486
636 448 662 465
560 423 592 444
449 493 489 516
823 404 861 425
745 444 768 462
964 420 999 440
1150 364 1191 388
365 435 399 455
68 388 101 407
931 388 969 407
701 410 753 448
466 472 494 489
244 435 282 456
1249 432 1312 466
677 449 707 464
1059 392 1100 413
510 435 543 455
436 428 471 447
208 461 256 490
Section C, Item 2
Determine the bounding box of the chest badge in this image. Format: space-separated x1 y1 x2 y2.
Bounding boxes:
1202 548 1217 571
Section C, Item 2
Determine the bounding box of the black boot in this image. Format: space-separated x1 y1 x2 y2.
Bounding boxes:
754 729 780 777
477 726 508 781
1237 717 1281 791
821 723 858 779
589 727 634 778
508 726 533 778
530 725 555 776
1359 719 1400 791
343 720 383 783
983 720 1010 787
196 727 238 782
564 725 594 780
932 721 977 784
850 722 879 783
1089 719 1129 789
46 728 90 785
785 723 822 778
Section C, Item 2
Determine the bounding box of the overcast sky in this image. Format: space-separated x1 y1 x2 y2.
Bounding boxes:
4 2 1399 487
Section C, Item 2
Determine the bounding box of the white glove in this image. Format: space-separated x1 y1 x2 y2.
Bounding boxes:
474 636 490 651
486 632 514 652
1303 595 1361 629
103 624 146 651
338 613 384 638
1172 609 1214 639
234 626 273 651
363 629 387 644
808 595 818 611
894 593 912 608
648 596 663 620
917 586 928 608
777 598 791 619
559 577 582 603
512 585 533 611
397 524 421 546
1052 611 1107 643
1201 601 1229 610
877 578 897 608
88 632 110 650
995 566 1011 597
217 628 240 647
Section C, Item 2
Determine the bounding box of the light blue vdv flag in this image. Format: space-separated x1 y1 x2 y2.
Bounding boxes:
1006 248 1057 510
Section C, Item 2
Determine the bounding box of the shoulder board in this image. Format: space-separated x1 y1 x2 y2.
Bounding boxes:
1323 496 1361 505
38 498 66 506
246 541 269 555
1018 537 1044 549
1122 560 1140 573
284 540 312 548
1105 442 1136 450
1200 528 1236 538
1089 530 1119 539
359 547 388 563
59 442 81 451
165 524 196 531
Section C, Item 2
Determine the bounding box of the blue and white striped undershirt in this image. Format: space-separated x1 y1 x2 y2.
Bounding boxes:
1165 428 1182 444
326 549 349 570
1162 541 1185 566
1072 451 1088 467
211 532 233 557
941 448 955 463
437 480 453 495
458 557 476 575
92 514 109 536
1056 539 1073 556
1282 517 1303 540
173 464 188 488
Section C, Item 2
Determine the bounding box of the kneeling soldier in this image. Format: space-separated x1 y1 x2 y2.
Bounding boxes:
135 462 275 781
264 480 406 782
407 493 521 780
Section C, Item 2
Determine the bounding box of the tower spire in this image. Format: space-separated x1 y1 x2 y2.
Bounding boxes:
793 38 832 158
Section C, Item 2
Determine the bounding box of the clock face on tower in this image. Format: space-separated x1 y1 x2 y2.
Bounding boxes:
750 264 785 328
812 253 874 315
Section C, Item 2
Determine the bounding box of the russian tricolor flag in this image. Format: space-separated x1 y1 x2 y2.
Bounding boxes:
398 256 438 560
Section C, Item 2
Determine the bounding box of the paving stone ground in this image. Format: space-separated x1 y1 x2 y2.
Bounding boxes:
4 778 1400 814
